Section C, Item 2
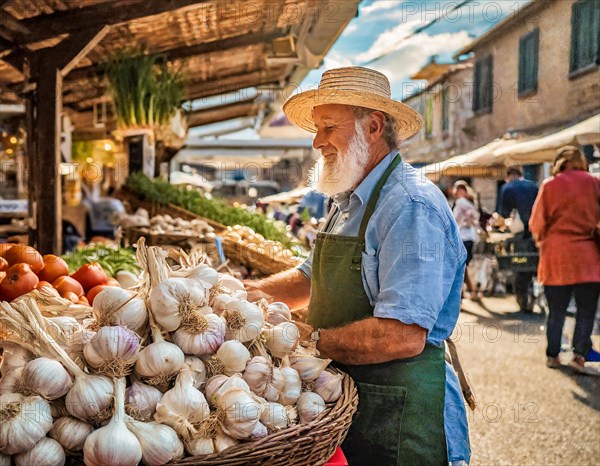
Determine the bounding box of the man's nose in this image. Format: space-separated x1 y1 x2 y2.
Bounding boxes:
313 130 326 150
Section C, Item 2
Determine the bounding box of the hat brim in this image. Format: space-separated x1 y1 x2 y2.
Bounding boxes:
283 89 422 140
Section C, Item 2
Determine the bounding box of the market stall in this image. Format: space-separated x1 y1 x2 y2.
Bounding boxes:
0 239 358 465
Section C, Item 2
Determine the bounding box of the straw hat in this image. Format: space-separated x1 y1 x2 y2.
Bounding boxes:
283 66 422 140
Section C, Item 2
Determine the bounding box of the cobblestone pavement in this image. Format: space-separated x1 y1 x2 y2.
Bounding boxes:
455 296 600 466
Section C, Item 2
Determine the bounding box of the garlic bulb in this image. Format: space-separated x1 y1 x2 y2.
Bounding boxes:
279 356 302 405
127 417 184 466
83 326 140 377
211 293 237 314
207 340 250 376
263 322 299 358
83 377 142 466
154 368 210 439
248 422 268 440
49 416 93 451
0 393 53 454
205 374 250 406
222 300 264 342
134 316 185 386
184 356 207 390
260 402 289 431
0 343 34 376
314 370 343 402
217 387 263 440
297 392 326 423
65 373 114 422
92 287 148 333
266 302 292 325
173 314 225 356
217 273 245 292
289 355 332 382
0 366 23 394
242 356 284 402
213 426 238 452
125 381 163 421
14 437 65 466
149 278 209 332
184 265 219 287
185 436 214 456
115 270 138 289
21 357 73 400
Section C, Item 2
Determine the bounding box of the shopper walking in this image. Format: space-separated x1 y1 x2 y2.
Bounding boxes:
453 181 480 300
530 146 600 375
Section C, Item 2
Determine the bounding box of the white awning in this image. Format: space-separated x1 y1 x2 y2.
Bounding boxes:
258 186 312 204
493 114 600 165
420 138 522 181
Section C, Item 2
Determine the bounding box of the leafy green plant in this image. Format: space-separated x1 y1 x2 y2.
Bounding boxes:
63 244 140 277
107 49 185 129
126 173 300 253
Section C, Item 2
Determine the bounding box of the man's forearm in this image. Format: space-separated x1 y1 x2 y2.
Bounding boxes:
247 268 310 311
317 317 426 365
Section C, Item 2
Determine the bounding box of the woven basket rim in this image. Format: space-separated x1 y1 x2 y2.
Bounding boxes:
170 367 358 465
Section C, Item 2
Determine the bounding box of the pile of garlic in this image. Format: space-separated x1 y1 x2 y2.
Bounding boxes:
0 245 342 466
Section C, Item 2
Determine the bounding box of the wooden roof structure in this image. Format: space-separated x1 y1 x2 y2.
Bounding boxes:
0 0 361 254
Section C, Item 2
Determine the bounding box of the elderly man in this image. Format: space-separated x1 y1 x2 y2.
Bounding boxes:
246 67 470 465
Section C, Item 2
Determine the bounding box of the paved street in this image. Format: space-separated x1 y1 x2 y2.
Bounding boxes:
455 297 600 465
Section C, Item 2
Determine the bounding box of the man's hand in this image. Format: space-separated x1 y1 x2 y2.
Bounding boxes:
243 280 273 303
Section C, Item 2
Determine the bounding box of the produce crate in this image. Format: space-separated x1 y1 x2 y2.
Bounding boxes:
496 253 539 273
117 186 227 232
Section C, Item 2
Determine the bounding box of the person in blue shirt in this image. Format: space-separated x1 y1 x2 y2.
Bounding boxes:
245 67 470 465
497 168 539 312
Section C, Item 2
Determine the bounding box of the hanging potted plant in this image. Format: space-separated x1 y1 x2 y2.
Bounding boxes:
106 49 187 177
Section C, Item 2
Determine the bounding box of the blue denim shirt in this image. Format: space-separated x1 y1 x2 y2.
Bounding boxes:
299 152 471 463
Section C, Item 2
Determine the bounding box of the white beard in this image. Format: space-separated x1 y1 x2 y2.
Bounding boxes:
309 121 370 196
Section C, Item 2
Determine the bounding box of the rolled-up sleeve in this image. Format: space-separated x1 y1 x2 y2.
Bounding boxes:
297 250 313 279
373 201 458 332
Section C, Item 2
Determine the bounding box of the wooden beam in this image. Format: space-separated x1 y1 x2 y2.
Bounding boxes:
65 30 286 83
185 70 282 100
187 100 260 128
26 27 110 254
16 0 212 44
0 10 31 36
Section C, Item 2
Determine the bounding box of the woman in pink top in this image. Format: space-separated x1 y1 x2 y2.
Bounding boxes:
530 146 600 375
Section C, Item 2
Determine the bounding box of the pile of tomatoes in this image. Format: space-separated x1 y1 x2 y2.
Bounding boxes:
0 244 120 305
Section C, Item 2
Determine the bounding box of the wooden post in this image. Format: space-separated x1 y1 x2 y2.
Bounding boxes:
24 26 110 254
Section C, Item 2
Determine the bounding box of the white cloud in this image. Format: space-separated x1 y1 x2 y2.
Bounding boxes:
361 0 406 16
340 22 358 37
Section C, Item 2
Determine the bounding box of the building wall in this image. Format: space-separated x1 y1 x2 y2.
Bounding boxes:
465 0 600 150
401 66 474 164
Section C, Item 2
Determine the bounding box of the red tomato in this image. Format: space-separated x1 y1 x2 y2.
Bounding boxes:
38 255 69 283
37 281 53 290
86 284 108 306
63 291 80 303
0 263 40 301
0 257 8 272
53 276 84 298
3 245 44 273
0 243 16 258
71 263 107 292
103 277 120 287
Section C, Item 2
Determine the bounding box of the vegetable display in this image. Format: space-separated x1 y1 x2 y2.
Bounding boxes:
0 241 340 465
126 173 297 251
62 244 141 278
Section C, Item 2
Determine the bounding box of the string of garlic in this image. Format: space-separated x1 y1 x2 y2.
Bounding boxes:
83 377 143 466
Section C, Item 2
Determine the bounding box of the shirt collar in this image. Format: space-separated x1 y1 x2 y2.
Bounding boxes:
351 150 398 206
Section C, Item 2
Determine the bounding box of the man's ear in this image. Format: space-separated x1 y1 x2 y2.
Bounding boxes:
367 111 386 143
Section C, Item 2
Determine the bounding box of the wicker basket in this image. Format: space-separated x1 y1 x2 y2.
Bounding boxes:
171 368 358 466
221 238 303 276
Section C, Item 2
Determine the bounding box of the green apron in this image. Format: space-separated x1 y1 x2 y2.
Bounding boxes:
308 155 448 466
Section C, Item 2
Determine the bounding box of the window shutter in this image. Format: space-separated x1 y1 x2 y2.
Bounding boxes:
485 55 493 111
519 29 539 94
571 0 600 72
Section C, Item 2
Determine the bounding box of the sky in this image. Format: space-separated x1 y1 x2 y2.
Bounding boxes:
301 0 531 100
192 0 531 139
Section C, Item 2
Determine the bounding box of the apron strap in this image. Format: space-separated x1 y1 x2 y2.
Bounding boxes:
357 153 403 245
